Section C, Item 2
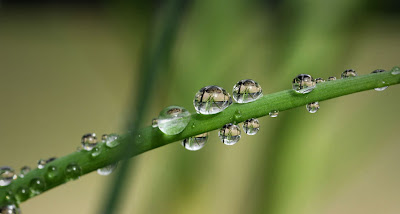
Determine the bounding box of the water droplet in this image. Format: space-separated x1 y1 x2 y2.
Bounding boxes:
29 178 46 195
0 204 20 214
341 69 357 78
306 102 320 113
97 163 118 176
181 133 209 151
4 190 16 203
151 118 158 128
391 66 400 75
218 123 241 145
81 133 98 151
38 157 56 169
19 166 31 178
193 85 232 114
233 109 242 123
65 163 82 181
0 166 16 186
101 134 108 142
315 78 325 83
105 134 120 148
327 76 336 81
191 123 196 128
45 166 59 181
292 74 316 94
15 186 30 202
232 79 263 103
243 118 260 135
269 110 279 118
91 147 101 158
371 69 388 91
157 106 191 135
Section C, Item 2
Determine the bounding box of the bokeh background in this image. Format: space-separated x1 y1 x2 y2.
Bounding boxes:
0 0 399 213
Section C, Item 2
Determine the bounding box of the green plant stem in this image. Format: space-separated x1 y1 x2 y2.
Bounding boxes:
1 67 399 206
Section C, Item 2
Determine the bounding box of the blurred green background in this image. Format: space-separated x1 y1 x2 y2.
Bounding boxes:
0 0 399 213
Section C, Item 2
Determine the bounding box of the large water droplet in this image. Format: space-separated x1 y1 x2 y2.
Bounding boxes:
151 118 158 128
15 186 30 202
29 178 46 195
315 78 325 83
218 123 241 145
306 102 320 113
243 118 260 135
65 163 82 181
232 79 263 103
0 166 16 187
157 106 191 135
341 69 357 78
105 134 120 148
81 133 98 151
371 69 388 91
19 166 31 178
0 204 20 214
292 74 316 94
193 85 232 114
181 133 208 151
38 157 56 169
97 163 118 176
269 110 279 118
327 76 336 81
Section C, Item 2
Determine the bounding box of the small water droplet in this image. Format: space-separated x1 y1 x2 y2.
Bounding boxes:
306 102 320 113
151 118 158 128
327 76 336 81
0 204 20 214
19 166 31 178
315 78 325 83
65 163 82 181
269 110 279 118
341 69 357 78
181 133 209 151
101 134 108 142
29 178 46 195
15 186 30 202
191 123 196 128
391 66 400 75
97 163 118 176
371 69 388 91
292 74 316 94
38 157 56 169
157 106 191 135
81 133 98 151
193 85 232 114
232 79 263 103
218 123 241 145
243 118 260 135
45 166 59 181
4 190 15 203
91 147 101 158
0 166 16 186
233 109 242 123
105 134 120 148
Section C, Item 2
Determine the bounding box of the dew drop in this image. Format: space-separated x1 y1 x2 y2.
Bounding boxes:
104 134 120 148
15 186 30 203
81 133 98 151
0 204 20 214
341 69 357 78
315 78 325 83
391 67 400 75
233 109 242 123
327 76 336 81
243 118 260 135
91 147 101 158
4 190 15 203
65 163 82 181
97 163 118 176
193 85 232 115
45 166 59 181
151 118 158 128
306 102 320 113
218 123 241 145
38 157 56 169
157 106 191 135
269 110 279 118
19 166 31 178
29 178 46 195
232 79 263 103
101 134 108 142
181 133 208 151
0 166 16 187
292 74 316 94
371 69 388 91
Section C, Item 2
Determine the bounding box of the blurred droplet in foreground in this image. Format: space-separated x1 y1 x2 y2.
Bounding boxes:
232 79 263 103
81 133 98 151
306 102 320 113
341 69 357 78
371 69 388 91
181 133 209 151
0 166 16 187
0 204 20 214
151 118 158 128
157 106 191 135
218 123 241 145
243 118 260 135
193 85 232 114
292 74 316 94
97 163 118 176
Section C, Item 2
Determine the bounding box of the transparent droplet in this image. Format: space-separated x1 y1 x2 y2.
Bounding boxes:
292 74 316 94
243 118 260 135
0 166 16 187
233 109 242 123
105 134 120 148
19 166 31 178
341 69 357 78
181 133 209 151
15 186 30 202
45 166 59 181
327 76 336 81
232 79 263 103
392 66 400 75
97 163 118 176
65 163 82 181
193 85 232 115
218 123 241 145
371 69 388 91
38 157 56 169
151 118 158 128
269 110 279 118
315 78 325 83
306 102 320 113
157 106 191 135
81 133 98 151
29 178 46 195
0 204 20 214
91 147 101 158
101 134 108 142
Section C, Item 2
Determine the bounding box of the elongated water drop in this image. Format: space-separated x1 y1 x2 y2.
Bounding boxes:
29 178 46 195
65 163 82 181
181 133 209 151
0 167 16 186
341 69 357 78
193 85 232 114
218 123 241 145
157 106 191 135
0 204 20 214
233 109 242 123
232 79 263 103
105 134 120 148
243 118 260 135
81 133 97 151
327 76 336 81
97 163 118 176
292 74 316 94
19 166 31 178
269 110 279 118
315 78 325 83
306 102 320 113
371 69 388 91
